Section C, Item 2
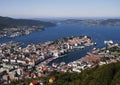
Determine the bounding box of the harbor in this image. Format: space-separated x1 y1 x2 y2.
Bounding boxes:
0 35 95 84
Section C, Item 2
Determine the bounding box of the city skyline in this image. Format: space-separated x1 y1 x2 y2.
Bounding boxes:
0 0 120 18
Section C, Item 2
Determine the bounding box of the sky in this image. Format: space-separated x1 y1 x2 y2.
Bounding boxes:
0 0 120 18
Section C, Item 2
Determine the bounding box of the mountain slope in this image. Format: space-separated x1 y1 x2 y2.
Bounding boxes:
0 16 55 29
9 62 120 85
50 62 120 85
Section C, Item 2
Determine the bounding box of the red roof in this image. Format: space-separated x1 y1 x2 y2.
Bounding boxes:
83 55 101 62
50 76 56 81
42 66 48 71
32 80 38 85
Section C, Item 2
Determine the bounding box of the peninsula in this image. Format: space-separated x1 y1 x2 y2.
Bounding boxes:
0 35 94 84
0 16 56 38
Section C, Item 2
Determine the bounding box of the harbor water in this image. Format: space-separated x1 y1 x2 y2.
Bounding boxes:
0 24 120 64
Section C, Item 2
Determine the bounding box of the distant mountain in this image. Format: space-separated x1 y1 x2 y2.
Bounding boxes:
0 16 56 29
60 19 120 26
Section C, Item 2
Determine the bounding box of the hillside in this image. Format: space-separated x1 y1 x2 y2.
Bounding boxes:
9 62 120 85
48 62 120 85
0 16 55 29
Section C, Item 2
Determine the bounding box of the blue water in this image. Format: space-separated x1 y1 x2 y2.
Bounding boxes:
0 24 120 64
